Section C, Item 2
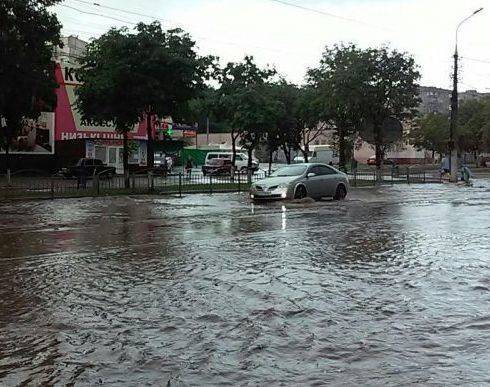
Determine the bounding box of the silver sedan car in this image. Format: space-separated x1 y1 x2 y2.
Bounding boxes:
250 163 349 201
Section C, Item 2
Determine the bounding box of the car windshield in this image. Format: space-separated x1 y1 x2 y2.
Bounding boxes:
270 165 307 177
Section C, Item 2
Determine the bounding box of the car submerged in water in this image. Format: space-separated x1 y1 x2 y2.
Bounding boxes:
250 163 349 201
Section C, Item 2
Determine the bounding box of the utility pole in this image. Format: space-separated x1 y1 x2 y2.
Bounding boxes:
206 116 210 146
146 106 154 168
449 48 458 182
449 7 484 182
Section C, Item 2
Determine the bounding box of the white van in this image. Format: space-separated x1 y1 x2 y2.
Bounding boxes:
310 146 339 165
204 152 258 171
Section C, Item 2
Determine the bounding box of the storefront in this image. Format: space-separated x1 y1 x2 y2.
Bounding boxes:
54 62 149 172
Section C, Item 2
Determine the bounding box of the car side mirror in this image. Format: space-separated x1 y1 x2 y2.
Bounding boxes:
307 172 316 178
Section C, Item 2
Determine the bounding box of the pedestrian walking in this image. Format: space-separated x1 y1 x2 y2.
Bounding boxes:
77 163 87 189
185 157 193 179
461 164 473 185
351 158 358 174
391 162 399 177
162 156 168 178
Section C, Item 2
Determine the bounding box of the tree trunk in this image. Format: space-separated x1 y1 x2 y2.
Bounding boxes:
247 147 253 184
3 120 12 186
231 129 238 167
5 131 10 186
268 148 273 175
282 145 291 164
431 149 435 161
303 143 309 163
338 125 346 172
123 131 130 188
146 111 154 169
374 125 383 182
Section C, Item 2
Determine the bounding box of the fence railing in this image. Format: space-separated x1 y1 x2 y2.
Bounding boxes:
348 167 442 187
0 167 443 201
0 169 270 200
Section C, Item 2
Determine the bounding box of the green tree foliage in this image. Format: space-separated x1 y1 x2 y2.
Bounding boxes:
294 86 328 163
307 44 370 170
0 0 61 169
266 81 302 166
187 87 228 134
75 22 214 185
410 113 449 159
214 56 276 176
359 47 421 171
457 98 490 158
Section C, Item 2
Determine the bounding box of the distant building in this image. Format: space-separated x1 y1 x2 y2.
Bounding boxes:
418 86 490 115
53 36 87 62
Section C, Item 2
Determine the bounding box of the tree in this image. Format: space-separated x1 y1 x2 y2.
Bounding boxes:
359 47 421 177
307 44 370 171
187 87 228 136
235 84 280 181
295 86 328 163
215 56 276 173
0 0 62 177
266 81 302 167
410 112 449 160
457 98 490 162
76 22 214 186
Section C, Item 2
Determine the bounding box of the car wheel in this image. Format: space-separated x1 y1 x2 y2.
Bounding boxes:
294 185 307 199
334 184 347 200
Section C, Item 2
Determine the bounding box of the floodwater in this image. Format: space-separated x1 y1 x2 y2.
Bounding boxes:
0 182 489 386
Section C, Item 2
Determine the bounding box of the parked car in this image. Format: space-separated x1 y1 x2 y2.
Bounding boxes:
250 163 349 201
61 158 116 179
367 156 395 166
204 152 259 172
478 153 490 167
202 158 233 176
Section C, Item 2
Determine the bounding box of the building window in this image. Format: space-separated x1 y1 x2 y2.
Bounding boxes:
95 146 107 163
108 147 117 164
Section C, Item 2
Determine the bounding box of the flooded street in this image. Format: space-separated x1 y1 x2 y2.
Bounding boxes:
1 182 489 386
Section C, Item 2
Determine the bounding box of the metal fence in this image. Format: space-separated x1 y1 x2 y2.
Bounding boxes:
0 167 443 201
348 167 442 187
0 170 269 200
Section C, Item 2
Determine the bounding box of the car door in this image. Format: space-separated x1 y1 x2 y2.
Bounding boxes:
304 165 324 197
315 165 339 197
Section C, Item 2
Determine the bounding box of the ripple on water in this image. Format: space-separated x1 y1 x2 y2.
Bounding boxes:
0 185 489 385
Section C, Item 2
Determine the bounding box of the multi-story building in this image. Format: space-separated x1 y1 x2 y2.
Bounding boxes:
418 86 490 115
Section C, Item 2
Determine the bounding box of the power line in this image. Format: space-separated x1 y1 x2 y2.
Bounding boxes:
58 3 315 57
69 0 172 23
60 4 137 25
461 56 490 65
265 0 392 32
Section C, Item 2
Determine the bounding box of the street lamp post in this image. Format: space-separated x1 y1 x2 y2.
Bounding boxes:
449 7 483 182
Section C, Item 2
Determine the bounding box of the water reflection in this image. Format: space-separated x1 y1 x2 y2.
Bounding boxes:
0 183 489 385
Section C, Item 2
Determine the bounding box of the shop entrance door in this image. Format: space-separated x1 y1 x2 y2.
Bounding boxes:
107 147 124 174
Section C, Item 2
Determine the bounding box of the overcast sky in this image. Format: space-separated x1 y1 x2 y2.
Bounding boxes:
53 0 490 92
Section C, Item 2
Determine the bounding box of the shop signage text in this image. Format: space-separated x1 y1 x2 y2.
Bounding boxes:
60 132 124 140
